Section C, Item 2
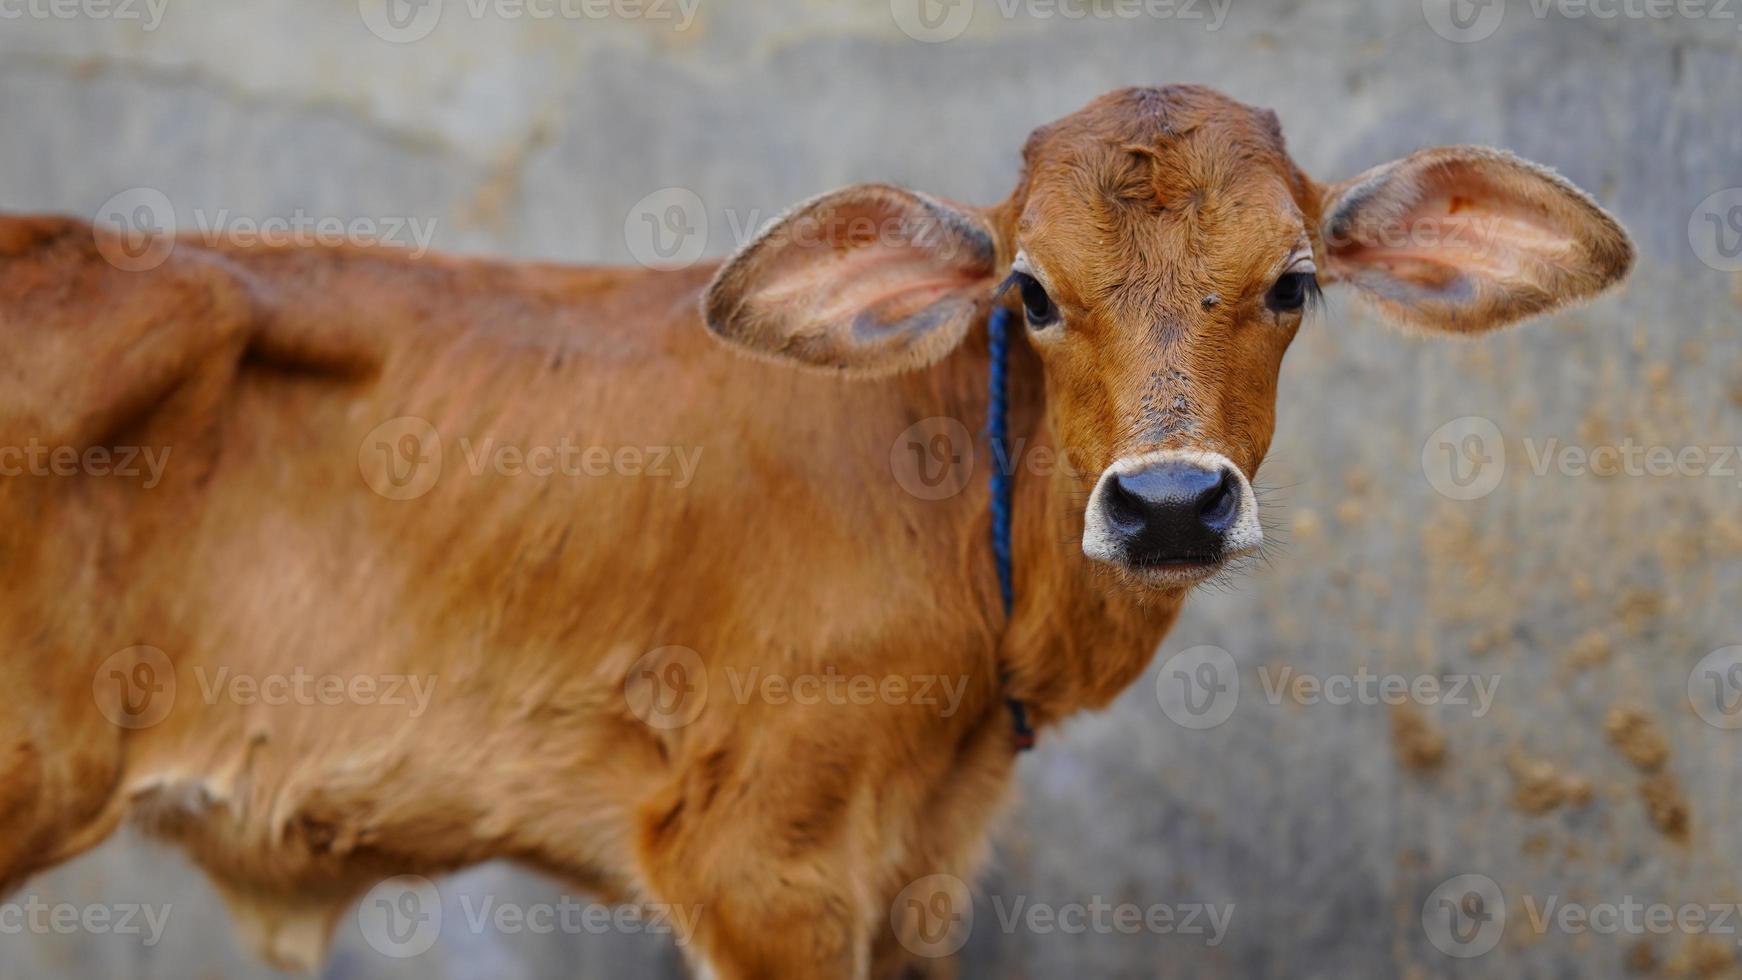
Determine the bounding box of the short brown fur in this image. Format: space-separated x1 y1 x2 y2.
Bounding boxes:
0 86 1630 977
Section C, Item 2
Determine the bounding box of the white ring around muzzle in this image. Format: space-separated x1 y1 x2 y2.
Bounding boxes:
1080 449 1263 567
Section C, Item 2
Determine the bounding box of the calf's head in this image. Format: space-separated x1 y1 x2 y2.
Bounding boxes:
704 86 1631 589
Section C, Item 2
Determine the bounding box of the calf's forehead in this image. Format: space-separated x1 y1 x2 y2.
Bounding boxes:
1015 88 1313 315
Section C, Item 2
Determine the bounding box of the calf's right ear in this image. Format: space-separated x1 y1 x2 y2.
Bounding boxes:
702 184 1000 377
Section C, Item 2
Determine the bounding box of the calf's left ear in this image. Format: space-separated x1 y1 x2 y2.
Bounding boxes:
703 184 999 377
1318 146 1634 334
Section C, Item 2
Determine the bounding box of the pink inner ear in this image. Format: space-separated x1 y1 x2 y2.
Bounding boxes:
1328 161 1583 293
754 198 987 330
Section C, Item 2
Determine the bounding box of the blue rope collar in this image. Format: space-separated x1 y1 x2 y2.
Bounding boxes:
987 304 1035 752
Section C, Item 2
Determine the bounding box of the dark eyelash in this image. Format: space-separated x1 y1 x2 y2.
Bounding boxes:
1269 270 1322 315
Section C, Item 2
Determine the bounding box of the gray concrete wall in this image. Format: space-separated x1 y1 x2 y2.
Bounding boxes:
3 1 1740 977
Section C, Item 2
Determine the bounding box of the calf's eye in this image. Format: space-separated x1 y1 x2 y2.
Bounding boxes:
1014 271 1060 328
1266 271 1318 314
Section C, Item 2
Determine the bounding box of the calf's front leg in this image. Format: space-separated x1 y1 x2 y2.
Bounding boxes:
633 714 881 980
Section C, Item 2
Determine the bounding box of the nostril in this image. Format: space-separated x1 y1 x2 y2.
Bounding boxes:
1196 470 1239 532
1104 474 1149 530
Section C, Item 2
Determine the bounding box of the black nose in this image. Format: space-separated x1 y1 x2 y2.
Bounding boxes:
1102 460 1241 565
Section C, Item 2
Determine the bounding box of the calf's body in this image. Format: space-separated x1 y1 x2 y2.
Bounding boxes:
0 216 1167 976
1 85 1631 978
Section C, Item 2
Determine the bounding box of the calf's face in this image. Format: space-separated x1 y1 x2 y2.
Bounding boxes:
704 86 1632 591
1008 92 1313 584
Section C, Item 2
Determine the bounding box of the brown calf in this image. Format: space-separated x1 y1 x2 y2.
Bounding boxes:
0 85 1630 978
